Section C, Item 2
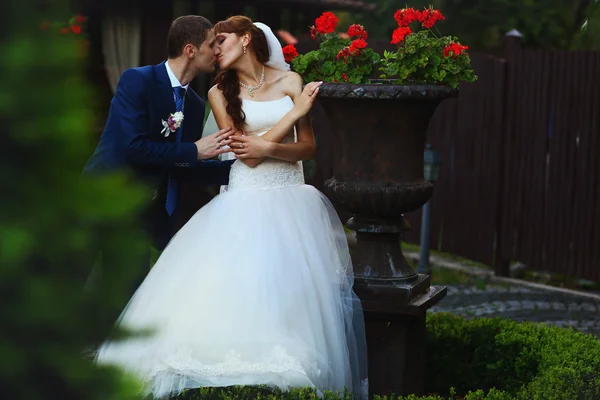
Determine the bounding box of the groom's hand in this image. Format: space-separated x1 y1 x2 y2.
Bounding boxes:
195 127 234 159
230 134 274 159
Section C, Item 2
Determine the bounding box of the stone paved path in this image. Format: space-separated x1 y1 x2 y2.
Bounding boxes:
430 284 600 337
400 251 600 338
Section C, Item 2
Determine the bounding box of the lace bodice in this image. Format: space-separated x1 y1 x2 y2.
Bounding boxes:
226 96 305 191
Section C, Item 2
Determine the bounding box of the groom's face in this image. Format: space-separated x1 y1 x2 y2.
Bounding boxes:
192 29 218 73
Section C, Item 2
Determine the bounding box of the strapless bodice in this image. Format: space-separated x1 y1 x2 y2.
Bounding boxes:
227 96 305 191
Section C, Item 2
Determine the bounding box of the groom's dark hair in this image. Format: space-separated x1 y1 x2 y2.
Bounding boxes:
167 15 213 58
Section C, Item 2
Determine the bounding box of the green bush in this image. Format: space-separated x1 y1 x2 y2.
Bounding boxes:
425 313 600 399
163 386 513 400
166 314 600 400
0 0 148 398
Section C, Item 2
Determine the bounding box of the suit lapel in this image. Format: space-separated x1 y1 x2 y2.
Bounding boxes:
154 62 176 136
182 90 197 142
154 62 205 143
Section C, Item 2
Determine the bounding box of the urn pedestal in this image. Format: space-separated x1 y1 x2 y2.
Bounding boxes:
317 83 456 397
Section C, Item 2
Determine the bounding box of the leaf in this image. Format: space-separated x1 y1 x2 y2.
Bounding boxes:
322 61 335 75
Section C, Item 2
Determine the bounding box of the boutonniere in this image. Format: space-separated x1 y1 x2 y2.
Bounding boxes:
161 111 184 137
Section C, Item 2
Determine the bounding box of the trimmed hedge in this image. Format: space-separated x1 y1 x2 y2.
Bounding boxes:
426 313 600 399
167 313 600 400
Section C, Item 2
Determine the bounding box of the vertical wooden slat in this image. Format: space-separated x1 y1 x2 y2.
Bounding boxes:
586 52 600 281
572 50 584 278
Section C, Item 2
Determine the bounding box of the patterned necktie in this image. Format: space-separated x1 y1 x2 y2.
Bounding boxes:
165 86 186 216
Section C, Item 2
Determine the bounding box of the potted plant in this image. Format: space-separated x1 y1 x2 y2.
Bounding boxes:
285 8 476 397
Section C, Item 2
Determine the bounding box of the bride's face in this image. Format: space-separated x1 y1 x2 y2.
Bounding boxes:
214 32 247 70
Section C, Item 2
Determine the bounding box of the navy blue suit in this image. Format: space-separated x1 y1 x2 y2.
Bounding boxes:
84 62 233 250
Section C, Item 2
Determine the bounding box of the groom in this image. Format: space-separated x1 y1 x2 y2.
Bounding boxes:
84 16 234 290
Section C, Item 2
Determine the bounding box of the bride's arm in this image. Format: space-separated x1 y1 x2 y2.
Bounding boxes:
207 87 258 168
231 73 321 165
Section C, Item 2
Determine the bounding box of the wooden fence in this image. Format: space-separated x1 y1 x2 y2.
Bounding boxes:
399 38 600 281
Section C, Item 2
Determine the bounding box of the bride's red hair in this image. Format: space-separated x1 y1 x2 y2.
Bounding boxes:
214 16 270 131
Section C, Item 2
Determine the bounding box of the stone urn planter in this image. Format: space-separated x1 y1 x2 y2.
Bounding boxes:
316 83 456 398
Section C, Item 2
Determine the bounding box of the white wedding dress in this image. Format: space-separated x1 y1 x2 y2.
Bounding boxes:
96 96 368 399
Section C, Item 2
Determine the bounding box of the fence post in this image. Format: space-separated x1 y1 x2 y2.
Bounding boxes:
494 30 523 277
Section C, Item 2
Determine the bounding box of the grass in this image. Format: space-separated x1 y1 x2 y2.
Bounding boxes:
401 241 492 271
400 246 489 287
400 241 600 293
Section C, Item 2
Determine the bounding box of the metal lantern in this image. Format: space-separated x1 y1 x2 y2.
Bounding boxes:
418 144 441 275
423 144 441 182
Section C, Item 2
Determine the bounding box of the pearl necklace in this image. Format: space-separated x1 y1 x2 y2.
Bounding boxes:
238 66 265 97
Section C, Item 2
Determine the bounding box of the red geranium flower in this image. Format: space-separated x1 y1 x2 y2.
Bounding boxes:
420 8 445 29
443 43 468 59
76 15 87 24
394 8 420 27
309 25 317 40
349 38 367 54
391 27 412 45
282 44 299 63
315 11 338 34
341 73 348 82
336 47 351 63
347 24 368 40
70 25 82 35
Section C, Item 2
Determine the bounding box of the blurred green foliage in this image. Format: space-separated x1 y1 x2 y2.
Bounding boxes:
0 0 150 398
571 0 600 49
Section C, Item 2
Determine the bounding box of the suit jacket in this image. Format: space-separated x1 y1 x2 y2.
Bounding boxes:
84 61 233 249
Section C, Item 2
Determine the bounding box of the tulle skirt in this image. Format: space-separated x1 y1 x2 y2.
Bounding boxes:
96 184 368 399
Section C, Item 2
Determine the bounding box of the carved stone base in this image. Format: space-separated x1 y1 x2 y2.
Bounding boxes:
355 277 447 397
346 215 417 282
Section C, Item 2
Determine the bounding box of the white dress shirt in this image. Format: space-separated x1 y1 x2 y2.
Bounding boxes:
165 60 189 111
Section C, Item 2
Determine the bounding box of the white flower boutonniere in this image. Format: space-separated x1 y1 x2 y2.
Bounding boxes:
161 111 184 137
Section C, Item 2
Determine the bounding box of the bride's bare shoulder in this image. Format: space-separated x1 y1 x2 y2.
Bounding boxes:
280 71 304 97
208 85 226 105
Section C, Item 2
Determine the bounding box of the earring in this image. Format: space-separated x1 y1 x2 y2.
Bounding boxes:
242 44 247 54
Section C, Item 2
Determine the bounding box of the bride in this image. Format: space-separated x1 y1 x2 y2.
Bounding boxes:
96 16 368 399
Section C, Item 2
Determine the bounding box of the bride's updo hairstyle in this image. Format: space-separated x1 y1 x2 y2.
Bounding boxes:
214 16 270 131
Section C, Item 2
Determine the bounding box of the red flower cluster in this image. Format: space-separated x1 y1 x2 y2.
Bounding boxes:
337 38 368 63
282 44 299 63
42 15 87 35
350 38 367 53
311 11 338 36
336 47 351 62
393 7 445 30
334 22 370 63
442 43 469 59
393 8 420 26
347 24 368 40
420 8 445 29
391 27 412 45
390 7 445 45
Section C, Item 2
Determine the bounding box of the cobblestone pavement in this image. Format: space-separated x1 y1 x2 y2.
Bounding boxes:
431 284 600 337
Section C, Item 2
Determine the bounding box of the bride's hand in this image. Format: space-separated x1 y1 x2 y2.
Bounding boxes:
194 127 234 160
230 134 274 159
292 81 322 119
